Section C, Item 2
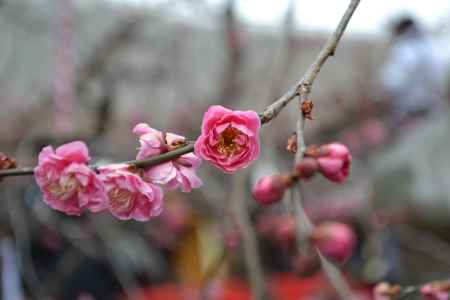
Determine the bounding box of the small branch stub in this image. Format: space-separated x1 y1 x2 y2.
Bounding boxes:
0 153 17 181
301 99 314 120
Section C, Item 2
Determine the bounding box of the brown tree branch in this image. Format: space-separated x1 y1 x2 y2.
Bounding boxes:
0 0 360 197
289 1 360 299
260 0 360 124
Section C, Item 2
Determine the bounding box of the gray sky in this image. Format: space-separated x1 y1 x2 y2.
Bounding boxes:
236 0 450 34
111 0 450 35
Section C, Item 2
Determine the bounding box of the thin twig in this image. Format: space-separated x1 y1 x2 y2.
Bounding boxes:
260 0 360 124
289 1 360 299
0 143 195 178
230 172 271 300
395 286 420 300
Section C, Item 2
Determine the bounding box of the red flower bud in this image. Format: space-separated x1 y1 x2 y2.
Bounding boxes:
311 221 356 264
252 175 289 205
295 157 319 179
317 143 351 183
224 230 241 250
275 216 296 244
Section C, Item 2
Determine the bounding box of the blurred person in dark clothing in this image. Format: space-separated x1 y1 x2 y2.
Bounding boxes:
379 17 446 129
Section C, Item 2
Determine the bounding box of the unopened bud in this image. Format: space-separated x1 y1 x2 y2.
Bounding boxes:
311 221 356 264
275 216 296 245
225 230 241 250
286 133 297 153
295 157 319 179
317 143 351 183
252 175 290 205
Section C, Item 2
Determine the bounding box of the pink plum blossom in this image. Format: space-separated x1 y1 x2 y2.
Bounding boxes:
34 141 107 216
317 143 352 183
373 282 401 300
133 123 202 192
195 105 260 173
252 175 288 205
421 282 450 300
99 164 163 221
311 221 356 264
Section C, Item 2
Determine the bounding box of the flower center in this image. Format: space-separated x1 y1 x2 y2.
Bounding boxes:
217 126 242 156
48 175 80 199
109 188 133 212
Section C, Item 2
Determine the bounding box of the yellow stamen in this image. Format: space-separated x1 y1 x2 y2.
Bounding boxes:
109 188 133 212
217 126 242 156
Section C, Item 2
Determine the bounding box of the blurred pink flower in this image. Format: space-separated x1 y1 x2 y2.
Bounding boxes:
311 221 356 264
133 123 202 192
360 118 388 148
99 164 163 221
421 282 450 300
195 105 260 173
373 282 401 300
34 141 107 216
317 143 351 183
252 175 288 205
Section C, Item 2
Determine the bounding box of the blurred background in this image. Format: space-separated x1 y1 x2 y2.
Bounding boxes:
1 0 450 299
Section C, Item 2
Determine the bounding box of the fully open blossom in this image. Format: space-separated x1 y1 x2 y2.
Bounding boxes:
311 221 356 264
317 143 352 183
99 164 163 221
195 105 260 173
34 141 106 216
133 123 202 192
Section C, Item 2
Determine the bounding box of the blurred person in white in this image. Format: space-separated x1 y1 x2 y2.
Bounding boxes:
379 16 447 129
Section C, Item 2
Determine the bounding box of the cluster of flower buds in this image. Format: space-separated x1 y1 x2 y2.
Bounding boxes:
257 213 356 264
252 143 351 205
34 123 203 221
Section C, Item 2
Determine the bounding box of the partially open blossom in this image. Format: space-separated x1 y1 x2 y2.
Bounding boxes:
252 175 291 205
195 105 260 173
316 143 351 183
99 164 163 221
133 123 202 192
421 281 450 300
311 221 356 264
34 141 107 216
373 282 401 300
